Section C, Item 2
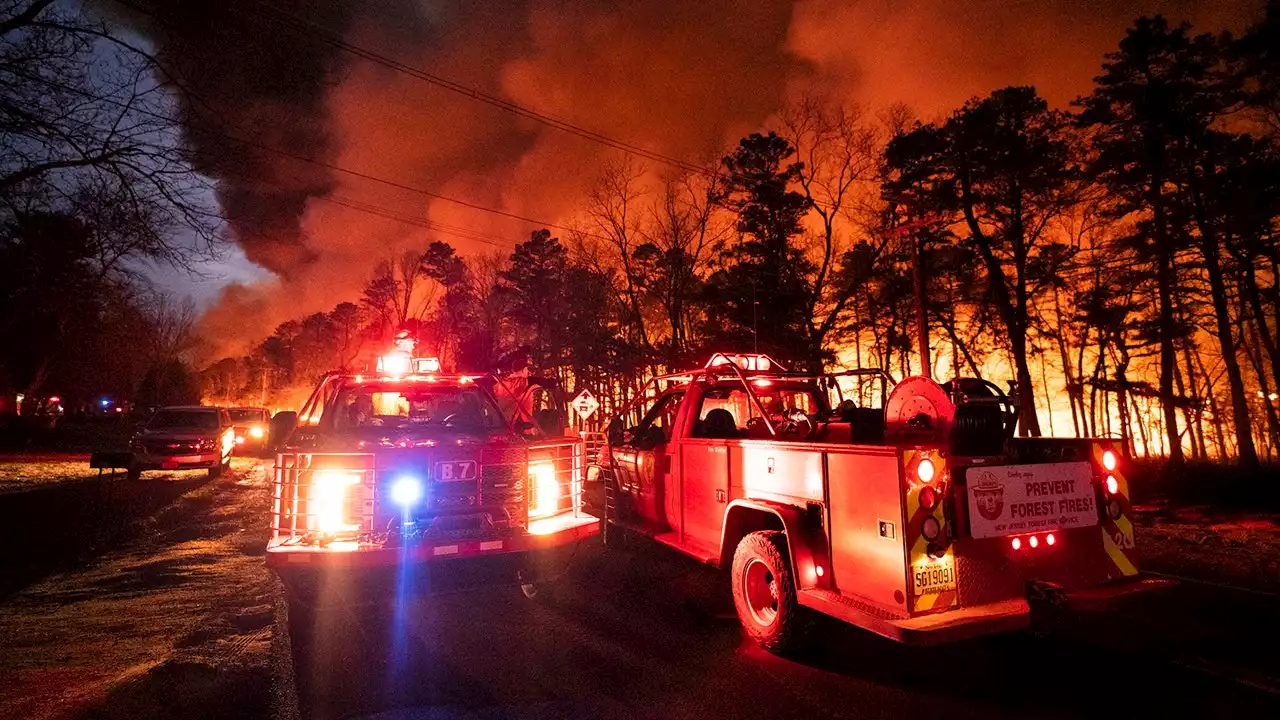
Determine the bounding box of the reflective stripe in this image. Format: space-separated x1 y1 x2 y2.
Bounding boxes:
433 545 459 556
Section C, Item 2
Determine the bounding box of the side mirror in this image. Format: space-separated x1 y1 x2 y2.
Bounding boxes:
606 417 625 446
270 411 299 447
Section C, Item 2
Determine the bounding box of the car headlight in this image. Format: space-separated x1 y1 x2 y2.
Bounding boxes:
249 426 265 439
527 460 560 519
310 471 360 534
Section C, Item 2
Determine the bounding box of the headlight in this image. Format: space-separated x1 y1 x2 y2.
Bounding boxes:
249 426 265 439
527 460 559 519
310 471 360 534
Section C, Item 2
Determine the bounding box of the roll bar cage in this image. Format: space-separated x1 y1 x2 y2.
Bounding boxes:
621 361 895 440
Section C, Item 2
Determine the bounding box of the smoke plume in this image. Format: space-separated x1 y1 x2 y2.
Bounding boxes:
110 0 1265 359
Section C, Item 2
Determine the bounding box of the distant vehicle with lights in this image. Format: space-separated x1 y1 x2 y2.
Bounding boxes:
128 406 235 480
227 407 270 454
266 345 599 615
589 353 1167 652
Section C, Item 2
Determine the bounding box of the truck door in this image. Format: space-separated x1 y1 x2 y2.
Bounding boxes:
679 386 736 550
613 390 684 530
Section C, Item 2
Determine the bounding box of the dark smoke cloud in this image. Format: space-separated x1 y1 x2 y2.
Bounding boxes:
106 0 1267 358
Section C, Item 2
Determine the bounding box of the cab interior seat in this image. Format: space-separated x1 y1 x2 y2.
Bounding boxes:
700 408 740 439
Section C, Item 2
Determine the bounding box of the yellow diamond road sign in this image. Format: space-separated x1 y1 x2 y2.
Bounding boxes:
572 389 599 420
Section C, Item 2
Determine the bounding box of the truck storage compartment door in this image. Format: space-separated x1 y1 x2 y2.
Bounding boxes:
826 449 907 613
679 440 728 549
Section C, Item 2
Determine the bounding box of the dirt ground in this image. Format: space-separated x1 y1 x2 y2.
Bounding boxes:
0 459 278 720
0 458 1275 719
1136 502 1280 593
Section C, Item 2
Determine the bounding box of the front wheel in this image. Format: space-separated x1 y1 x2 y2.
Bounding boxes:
208 459 224 479
126 466 141 481
731 530 804 654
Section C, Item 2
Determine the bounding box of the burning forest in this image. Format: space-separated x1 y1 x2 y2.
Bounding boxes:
3 0 1280 466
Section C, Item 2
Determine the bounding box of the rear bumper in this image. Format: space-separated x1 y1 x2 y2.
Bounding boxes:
803 575 1173 646
266 513 599 570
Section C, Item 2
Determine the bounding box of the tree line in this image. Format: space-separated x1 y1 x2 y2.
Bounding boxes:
0 1 222 416
207 8 1280 467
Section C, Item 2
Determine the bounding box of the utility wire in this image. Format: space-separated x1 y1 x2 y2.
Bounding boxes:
244 0 711 177
16 67 597 239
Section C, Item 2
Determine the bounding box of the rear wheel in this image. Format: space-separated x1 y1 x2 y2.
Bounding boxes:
731 530 804 654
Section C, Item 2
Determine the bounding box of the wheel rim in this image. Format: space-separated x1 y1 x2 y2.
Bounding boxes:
742 557 778 627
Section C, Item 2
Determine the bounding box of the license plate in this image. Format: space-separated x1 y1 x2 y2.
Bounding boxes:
912 558 956 596
161 460 179 469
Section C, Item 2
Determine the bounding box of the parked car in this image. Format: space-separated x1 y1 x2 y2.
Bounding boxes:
228 407 271 455
128 406 234 479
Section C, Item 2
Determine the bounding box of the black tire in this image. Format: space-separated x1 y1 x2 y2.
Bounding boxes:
731 530 804 654
126 466 141 481
208 461 222 479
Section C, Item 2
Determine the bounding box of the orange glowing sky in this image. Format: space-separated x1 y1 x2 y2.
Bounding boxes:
126 0 1264 358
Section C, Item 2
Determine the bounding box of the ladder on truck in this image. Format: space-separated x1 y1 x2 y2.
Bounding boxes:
578 431 618 543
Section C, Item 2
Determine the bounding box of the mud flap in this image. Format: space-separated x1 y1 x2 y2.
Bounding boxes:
1026 579 1067 635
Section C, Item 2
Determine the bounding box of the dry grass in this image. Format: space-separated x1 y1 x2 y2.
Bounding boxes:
0 461 101 493
1135 503 1280 593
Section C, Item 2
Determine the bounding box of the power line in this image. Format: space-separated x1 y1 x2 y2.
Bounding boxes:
16 67 596 239
319 195 518 249
241 0 711 178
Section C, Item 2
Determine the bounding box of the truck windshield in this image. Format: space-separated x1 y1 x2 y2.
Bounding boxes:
332 385 505 431
148 410 219 430
698 385 822 426
228 409 267 423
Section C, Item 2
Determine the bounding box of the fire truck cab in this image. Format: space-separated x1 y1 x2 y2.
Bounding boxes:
594 353 1166 651
267 349 598 611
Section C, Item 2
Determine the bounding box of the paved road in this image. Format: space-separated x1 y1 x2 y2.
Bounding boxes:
0 461 1277 719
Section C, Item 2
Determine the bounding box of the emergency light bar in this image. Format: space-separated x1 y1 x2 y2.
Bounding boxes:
376 352 412 375
705 353 785 372
375 353 442 376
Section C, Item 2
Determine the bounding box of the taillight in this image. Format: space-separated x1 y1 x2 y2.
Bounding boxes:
919 485 939 510
1011 534 1054 550
1102 450 1117 471
917 458 936 483
921 516 941 541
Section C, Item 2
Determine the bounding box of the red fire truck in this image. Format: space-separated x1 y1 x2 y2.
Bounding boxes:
592 353 1166 651
266 348 599 617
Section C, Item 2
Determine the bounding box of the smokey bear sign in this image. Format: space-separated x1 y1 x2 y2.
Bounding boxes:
965 462 1097 539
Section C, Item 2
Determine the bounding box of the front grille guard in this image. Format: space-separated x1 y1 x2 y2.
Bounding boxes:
271 435 596 545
